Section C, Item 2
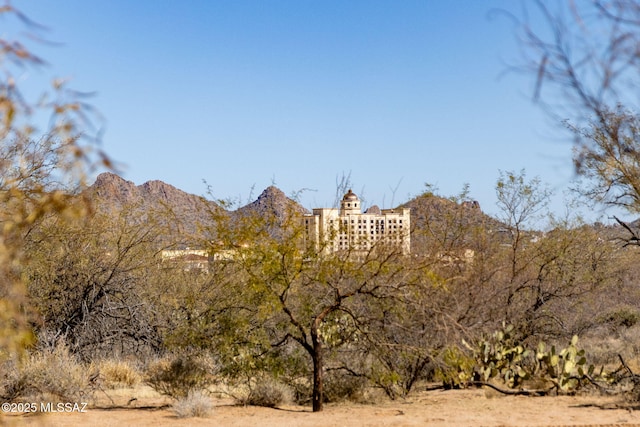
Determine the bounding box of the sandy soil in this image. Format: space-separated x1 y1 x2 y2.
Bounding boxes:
4 387 640 427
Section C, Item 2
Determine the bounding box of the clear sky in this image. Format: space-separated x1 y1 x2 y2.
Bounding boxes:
8 1 597 222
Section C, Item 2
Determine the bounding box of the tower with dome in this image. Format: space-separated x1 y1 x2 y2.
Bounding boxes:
303 189 410 254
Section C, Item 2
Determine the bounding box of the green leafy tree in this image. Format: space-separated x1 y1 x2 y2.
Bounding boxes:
197 201 415 412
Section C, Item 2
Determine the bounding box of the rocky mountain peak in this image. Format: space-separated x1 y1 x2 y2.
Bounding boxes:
93 171 130 187
139 179 194 205
237 185 307 222
141 179 174 194
91 172 139 205
88 173 220 237
258 185 286 199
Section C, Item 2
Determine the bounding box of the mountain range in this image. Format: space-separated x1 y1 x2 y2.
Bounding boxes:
88 172 505 251
89 172 632 252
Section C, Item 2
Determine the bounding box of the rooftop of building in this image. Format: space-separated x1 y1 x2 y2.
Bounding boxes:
342 189 359 201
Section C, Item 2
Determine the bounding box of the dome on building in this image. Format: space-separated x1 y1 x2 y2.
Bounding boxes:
342 189 359 201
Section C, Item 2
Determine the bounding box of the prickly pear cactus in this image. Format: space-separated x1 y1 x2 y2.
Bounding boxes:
471 323 531 388
536 335 594 392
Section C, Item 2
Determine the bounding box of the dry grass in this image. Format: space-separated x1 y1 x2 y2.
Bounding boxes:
582 324 640 370
0 341 92 402
172 390 213 418
145 354 217 399
96 359 142 389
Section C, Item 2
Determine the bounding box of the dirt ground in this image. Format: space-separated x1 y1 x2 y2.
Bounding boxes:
5 387 640 427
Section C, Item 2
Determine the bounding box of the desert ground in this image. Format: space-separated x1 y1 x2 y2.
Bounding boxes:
4 387 640 427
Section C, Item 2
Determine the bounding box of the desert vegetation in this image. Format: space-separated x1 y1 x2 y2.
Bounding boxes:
4 165 640 418
7 0 640 423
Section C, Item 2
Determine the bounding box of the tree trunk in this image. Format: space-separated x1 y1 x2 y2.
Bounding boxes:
311 322 324 412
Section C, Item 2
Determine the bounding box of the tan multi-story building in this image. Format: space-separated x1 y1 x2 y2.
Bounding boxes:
303 190 410 254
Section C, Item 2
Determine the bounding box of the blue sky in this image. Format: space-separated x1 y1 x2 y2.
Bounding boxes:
9 1 595 221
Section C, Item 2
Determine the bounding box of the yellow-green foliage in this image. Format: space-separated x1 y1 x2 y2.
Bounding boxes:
0 2 107 363
437 346 475 388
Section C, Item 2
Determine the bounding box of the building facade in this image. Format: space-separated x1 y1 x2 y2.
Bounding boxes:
161 249 209 271
303 190 410 254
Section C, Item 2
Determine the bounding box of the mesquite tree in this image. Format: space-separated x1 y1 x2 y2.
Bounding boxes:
204 201 414 412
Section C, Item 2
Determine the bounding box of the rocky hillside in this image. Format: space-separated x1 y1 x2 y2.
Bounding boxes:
401 192 507 253
88 172 219 237
236 186 308 221
86 173 534 252
88 174 307 241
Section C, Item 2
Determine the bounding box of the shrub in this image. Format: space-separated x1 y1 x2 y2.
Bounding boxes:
285 371 367 405
324 372 367 403
146 354 216 399
599 307 640 330
239 376 292 408
1 341 91 402
97 359 142 389
172 390 213 418
436 346 475 389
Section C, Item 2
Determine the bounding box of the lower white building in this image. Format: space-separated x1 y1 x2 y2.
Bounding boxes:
303 190 410 254
160 249 209 271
